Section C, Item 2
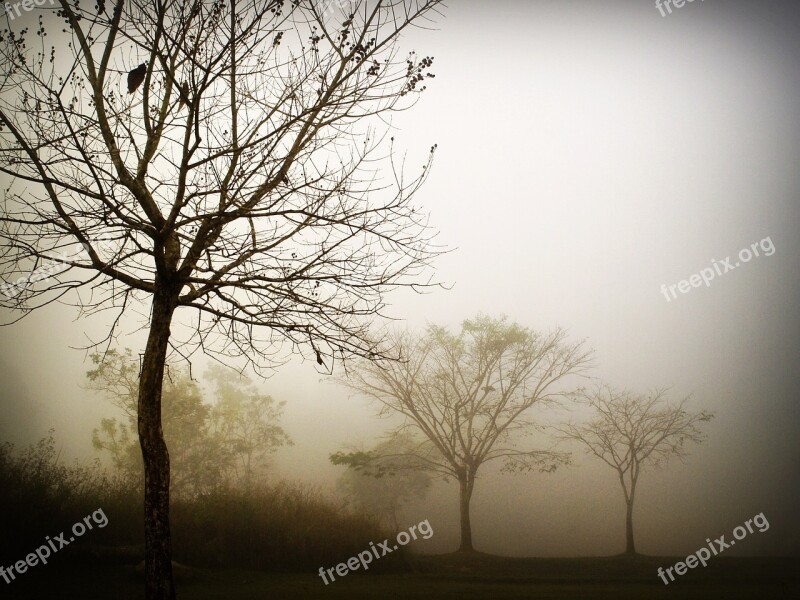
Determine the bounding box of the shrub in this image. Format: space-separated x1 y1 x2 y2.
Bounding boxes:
0 434 405 572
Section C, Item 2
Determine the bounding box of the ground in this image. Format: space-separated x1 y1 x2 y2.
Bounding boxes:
2 553 797 599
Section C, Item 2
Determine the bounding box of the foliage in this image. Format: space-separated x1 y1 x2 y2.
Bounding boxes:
88 349 291 498
0 433 398 571
172 481 400 571
206 364 292 488
0 432 136 563
332 433 432 529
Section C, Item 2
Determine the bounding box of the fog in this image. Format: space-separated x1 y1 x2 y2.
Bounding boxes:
1 0 798 570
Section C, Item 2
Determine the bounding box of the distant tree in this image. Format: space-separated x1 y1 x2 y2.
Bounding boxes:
88 349 226 498
205 364 292 488
88 349 290 497
0 2 443 595
558 385 714 555
86 349 147 489
339 315 591 552
333 433 432 530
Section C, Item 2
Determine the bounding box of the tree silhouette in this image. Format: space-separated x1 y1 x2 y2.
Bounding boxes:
338 315 591 552
558 385 714 555
0 1 444 597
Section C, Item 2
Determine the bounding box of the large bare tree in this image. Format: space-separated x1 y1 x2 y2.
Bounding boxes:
339 315 591 552
0 1 444 597
558 386 714 555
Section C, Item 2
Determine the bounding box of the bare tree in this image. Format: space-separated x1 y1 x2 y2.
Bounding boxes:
558 386 714 555
0 1 444 597
340 315 591 552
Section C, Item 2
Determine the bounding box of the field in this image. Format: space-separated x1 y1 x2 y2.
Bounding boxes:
3 553 798 599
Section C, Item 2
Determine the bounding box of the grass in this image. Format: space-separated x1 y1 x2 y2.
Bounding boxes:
2 553 797 599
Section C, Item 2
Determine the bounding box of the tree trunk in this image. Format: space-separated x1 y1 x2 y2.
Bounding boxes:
624 499 636 555
138 287 178 600
458 475 475 553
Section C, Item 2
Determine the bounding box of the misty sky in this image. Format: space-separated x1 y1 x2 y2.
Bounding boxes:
1 0 799 558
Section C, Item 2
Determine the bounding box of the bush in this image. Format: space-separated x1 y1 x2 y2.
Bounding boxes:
171 481 401 571
0 433 141 562
0 434 404 572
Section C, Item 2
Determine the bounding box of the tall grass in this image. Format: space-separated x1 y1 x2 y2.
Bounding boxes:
0 434 403 572
0 433 138 561
171 482 399 571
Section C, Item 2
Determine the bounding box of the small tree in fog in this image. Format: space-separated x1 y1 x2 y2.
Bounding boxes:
0 1 443 596
206 364 292 488
88 349 221 497
339 315 591 552
88 349 291 497
333 433 432 530
558 386 713 555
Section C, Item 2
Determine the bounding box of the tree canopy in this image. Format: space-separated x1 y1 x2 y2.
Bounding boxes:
88 348 291 498
333 433 432 530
